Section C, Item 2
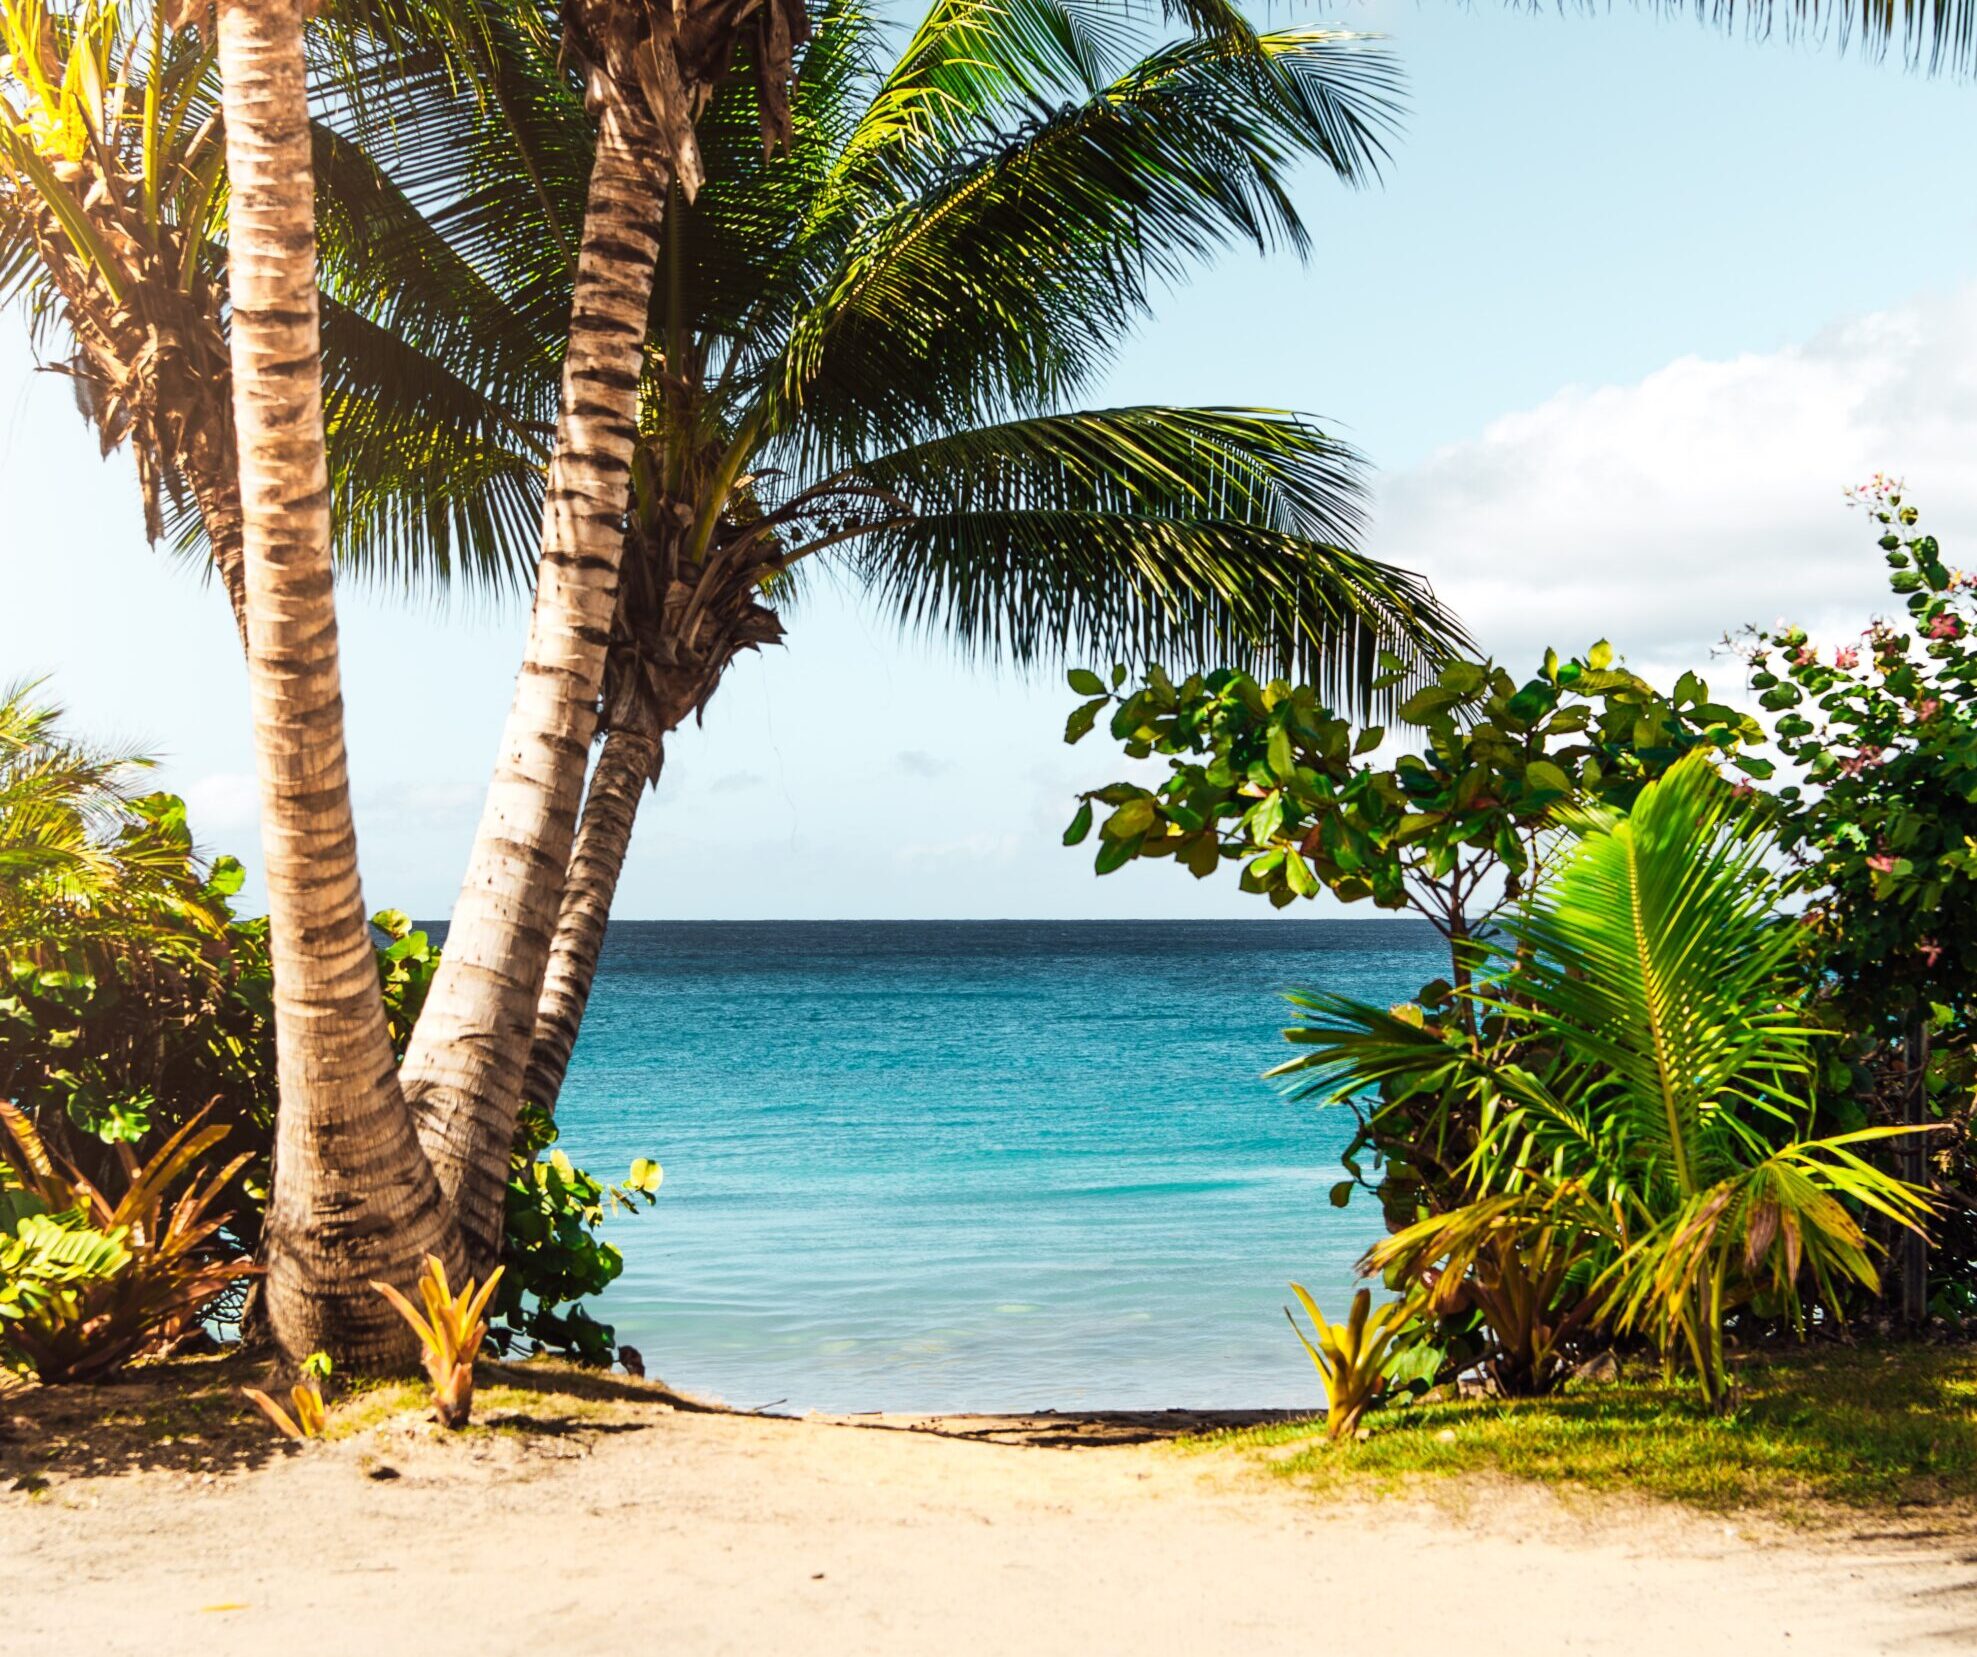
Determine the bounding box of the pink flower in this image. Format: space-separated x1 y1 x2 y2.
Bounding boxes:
1918 698 1941 721
1730 779 1756 800
1834 647 1859 670
1919 938 1944 967
1840 746 1886 778
1866 854 1898 874
1929 613 1962 640
1792 645 1817 667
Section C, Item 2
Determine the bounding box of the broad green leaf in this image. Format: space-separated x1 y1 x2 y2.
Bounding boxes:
1524 759 1572 796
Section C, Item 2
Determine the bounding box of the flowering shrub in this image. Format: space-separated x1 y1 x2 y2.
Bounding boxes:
1735 482 1977 1319
1745 482 1977 1038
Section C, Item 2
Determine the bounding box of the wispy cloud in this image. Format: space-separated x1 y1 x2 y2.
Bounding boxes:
1372 284 1977 679
179 771 259 835
896 749 947 779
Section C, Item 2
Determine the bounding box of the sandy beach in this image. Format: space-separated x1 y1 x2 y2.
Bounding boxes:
6 1366 1974 1657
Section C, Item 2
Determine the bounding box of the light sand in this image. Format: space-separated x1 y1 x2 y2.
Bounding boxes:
8 1383 1977 1656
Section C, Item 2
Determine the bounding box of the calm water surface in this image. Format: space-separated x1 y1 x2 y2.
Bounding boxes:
547 919 1441 1413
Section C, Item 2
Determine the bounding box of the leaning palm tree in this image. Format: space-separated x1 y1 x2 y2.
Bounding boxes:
394 0 812 1254
353 0 1461 1267
1280 755 1933 1408
519 2 1462 1115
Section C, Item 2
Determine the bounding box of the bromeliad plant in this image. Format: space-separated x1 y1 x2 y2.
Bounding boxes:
242 1350 333 1441
372 1254 504 1429
1285 1282 1421 1439
1280 756 1936 1409
0 1097 254 1380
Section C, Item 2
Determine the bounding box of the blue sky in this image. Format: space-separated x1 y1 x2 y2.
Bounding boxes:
6 3 1977 918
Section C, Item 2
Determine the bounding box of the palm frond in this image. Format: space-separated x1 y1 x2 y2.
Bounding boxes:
783 406 1457 696
1499 753 1817 1198
758 27 1402 454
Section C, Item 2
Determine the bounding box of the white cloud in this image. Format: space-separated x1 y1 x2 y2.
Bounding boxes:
178 771 259 836
896 748 948 778
707 769 766 794
894 831 1021 868
1371 284 1977 682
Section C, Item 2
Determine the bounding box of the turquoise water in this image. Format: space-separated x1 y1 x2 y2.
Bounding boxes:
552 919 1443 1413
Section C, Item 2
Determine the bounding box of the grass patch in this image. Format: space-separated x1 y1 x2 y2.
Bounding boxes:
1200 1342 1977 1519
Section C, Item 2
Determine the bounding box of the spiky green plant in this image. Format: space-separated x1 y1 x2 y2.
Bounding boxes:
1286 1282 1420 1439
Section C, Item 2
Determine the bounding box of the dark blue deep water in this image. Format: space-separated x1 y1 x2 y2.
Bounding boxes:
550 919 1442 1414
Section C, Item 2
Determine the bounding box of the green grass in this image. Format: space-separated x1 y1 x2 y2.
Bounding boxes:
1199 1343 1977 1519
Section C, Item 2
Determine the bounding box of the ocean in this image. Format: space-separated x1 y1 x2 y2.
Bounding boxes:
551 919 1444 1414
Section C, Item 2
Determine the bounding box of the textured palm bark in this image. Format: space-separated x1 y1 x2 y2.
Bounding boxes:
215 0 459 1370
523 719 664 1112
520 504 785 1115
399 101 669 1272
185 444 250 649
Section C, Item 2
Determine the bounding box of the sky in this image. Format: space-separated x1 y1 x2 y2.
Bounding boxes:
5 3 1977 920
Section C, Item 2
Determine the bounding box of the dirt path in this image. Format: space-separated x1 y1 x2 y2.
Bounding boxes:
8 1379 1977 1656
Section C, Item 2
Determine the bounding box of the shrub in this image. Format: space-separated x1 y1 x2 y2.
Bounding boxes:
493 1104 662 1366
1743 483 1977 1318
0 688 663 1360
1283 758 1934 1407
0 1100 255 1381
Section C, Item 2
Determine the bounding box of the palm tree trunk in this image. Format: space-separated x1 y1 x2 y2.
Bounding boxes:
215 0 458 1369
186 447 250 651
523 720 664 1113
400 99 669 1272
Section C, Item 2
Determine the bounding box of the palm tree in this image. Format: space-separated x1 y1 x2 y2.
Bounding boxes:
1279 755 1933 1407
354 2 1461 1262
211 0 459 1366
0 0 248 633
518 7 1463 1110
395 0 813 1266
1 0 566 1363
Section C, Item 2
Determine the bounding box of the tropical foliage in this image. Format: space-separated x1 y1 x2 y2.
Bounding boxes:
1288 757 1932 1408
242 1350 331 1440
1065 616 1944 1409
494 1104 662 1366
1285 1282 1423 1439
0 689 658 1365
1742 485 1977 1319
0 1097 253 1380
0 0 549 612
